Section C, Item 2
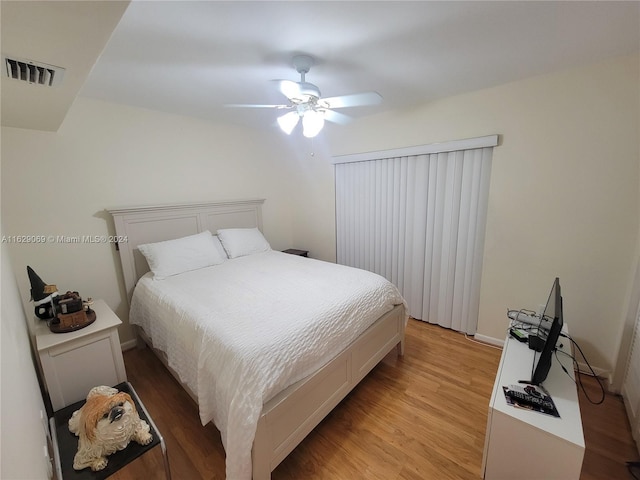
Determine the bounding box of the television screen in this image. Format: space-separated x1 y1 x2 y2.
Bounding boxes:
530 277 563 385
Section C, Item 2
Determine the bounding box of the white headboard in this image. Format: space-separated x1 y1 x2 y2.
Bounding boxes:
107 199 265 301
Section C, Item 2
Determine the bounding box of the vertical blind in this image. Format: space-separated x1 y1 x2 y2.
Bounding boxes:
335 137 496 334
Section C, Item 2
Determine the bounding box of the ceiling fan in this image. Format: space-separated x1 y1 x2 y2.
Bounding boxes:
227 55 382 138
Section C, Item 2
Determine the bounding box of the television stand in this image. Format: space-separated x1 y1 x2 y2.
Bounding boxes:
481 323 585 479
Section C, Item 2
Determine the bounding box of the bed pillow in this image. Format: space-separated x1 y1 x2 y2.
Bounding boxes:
217 227 271 259
138 230 226 280
211 235 229 261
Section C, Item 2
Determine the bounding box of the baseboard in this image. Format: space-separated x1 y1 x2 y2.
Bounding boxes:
120 338 138 351
575 361 611 385
473 333 504 348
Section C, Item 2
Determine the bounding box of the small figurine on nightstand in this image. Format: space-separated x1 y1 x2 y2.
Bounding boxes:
27 266 59 320
27 266 96 333
68 385 153 471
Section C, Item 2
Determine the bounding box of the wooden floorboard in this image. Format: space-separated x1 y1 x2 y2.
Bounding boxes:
108 319 638 479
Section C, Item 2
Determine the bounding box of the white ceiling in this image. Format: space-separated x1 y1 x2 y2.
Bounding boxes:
0 1 129 131
3 1 639 133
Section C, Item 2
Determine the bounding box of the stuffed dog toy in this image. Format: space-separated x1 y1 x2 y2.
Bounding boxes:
68 385 153 471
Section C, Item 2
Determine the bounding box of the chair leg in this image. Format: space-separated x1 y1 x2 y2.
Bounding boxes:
160 437 171 480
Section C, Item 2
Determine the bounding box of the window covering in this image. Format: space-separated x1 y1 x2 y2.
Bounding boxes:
334 136 496 334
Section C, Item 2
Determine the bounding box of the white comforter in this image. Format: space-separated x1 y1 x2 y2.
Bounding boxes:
129 251 405 479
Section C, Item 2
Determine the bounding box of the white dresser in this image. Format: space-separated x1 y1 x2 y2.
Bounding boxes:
481 324 585 479
35 299 127 411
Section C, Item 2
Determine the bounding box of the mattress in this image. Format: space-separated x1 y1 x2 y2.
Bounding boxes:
129 250 406 479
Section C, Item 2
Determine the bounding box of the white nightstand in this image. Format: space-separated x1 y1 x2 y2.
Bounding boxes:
35 299 127 411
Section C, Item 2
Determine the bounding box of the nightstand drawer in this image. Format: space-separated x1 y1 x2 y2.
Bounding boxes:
42 334 120 409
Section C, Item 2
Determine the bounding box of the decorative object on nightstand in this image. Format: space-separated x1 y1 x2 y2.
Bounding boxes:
27 265 60 320
27 266 95 332
51 291 96 333
35 299 127 411
282 248 309 257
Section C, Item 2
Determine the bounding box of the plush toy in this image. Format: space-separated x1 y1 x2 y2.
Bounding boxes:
68 386 153 471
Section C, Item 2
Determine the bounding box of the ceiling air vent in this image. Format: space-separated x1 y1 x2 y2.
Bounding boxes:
2 55 65 87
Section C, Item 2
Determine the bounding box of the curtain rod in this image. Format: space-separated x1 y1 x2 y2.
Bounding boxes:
332 134 499 165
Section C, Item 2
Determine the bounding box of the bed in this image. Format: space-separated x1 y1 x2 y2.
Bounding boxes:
108 199 407 480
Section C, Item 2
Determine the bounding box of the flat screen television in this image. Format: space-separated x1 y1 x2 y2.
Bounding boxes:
529 277 563 386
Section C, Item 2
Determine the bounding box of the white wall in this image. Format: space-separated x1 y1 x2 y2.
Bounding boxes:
612 100 640 391
1 238 51 479
292 54 640 377
1 97 297 344
282 137 339 263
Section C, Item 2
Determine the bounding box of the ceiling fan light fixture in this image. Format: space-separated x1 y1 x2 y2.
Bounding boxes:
277 111 299 135
302 110 324 138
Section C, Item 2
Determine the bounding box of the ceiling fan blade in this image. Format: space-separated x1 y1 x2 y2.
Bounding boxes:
225 104 290 109
276 80 301 100
322 91 382 109
323 109 352 125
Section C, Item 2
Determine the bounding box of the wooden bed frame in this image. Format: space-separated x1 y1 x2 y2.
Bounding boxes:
108 199 406 480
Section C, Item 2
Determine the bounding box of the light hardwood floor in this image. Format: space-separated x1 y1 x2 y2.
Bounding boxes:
112 319 638 479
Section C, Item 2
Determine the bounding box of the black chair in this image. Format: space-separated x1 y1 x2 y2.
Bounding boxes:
50 382 171 480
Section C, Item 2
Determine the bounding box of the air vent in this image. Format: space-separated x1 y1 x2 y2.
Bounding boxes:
2 55 65 87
